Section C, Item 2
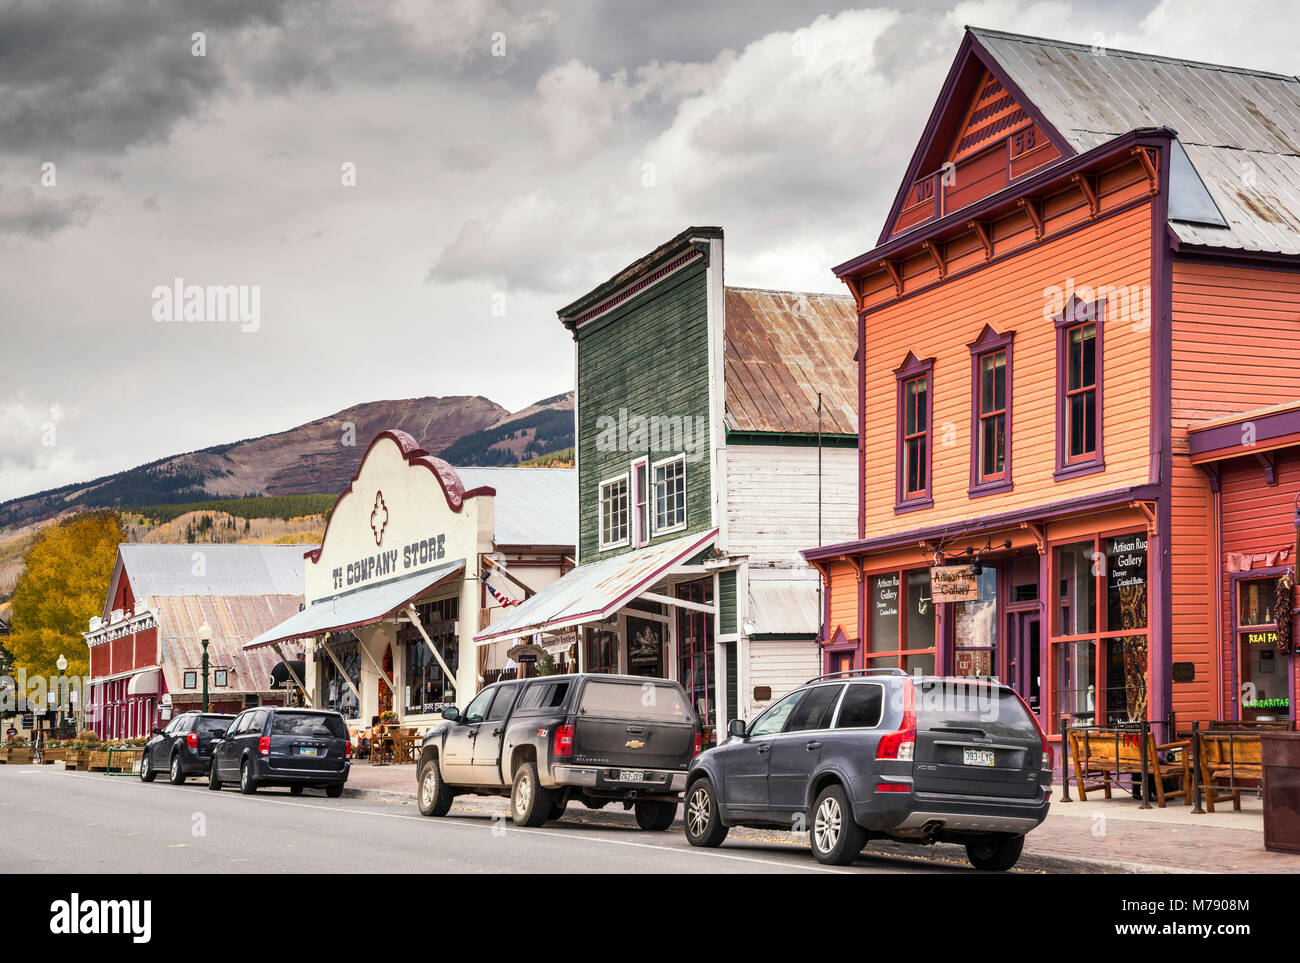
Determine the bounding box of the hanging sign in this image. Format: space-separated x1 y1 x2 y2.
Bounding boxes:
931 564 979 603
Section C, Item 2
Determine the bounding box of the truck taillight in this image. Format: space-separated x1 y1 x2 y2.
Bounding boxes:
186 733 198 749
553 724 574 759
344 738 352 759
876 681 916 761
692 731 702 757
258 736 270 756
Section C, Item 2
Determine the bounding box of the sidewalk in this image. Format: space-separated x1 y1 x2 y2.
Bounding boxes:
341 763 1300 873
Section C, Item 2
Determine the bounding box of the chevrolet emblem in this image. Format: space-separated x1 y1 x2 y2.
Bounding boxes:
625 739 645 750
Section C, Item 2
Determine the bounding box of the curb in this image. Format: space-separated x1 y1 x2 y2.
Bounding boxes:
341 786 1198 874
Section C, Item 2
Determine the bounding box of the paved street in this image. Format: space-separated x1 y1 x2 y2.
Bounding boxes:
0 766 980 875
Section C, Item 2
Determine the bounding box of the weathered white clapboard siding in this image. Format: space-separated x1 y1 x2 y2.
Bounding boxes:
724 444 857 566
744 638 820 718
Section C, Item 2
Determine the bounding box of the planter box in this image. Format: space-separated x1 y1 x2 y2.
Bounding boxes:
1 748 35 764
42 748 68 764
87 750 113 771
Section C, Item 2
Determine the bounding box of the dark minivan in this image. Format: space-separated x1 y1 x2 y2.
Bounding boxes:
209 706 352 797
685 670 1052 869
140 711 234 784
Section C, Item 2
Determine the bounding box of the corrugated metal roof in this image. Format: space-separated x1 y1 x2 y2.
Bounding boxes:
455 467 576 547
973 28 1300 255
154 594 307 699
748 578 820 636
724 288 858 436
475 529 717 644
244 560 465 649
119 543 315 599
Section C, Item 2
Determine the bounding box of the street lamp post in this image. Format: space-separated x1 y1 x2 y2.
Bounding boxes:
56 654 67 737
199 622 212 713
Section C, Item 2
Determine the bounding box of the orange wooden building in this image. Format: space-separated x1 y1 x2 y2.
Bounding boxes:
805 29 1300 736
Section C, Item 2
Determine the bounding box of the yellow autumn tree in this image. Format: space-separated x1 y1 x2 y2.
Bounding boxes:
7 511 124 677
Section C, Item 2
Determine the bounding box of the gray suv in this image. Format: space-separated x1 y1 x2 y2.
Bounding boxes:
683 669 1052 869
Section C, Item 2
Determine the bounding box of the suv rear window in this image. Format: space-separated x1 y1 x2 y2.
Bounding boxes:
836 684 884 728
194 715 232 735
271 712 347 739
916 681 1039 738
579 681 689 722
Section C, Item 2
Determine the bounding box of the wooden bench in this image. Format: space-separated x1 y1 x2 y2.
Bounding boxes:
1197 732 1263 812
1068 728 1191 807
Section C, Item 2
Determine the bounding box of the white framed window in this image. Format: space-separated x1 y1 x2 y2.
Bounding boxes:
652 455 687 534
599 474 631 550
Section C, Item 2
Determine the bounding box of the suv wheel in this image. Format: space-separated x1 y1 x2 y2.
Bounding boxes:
634 800 676 831
139 755 156 783
418 756 454 817
683 779 728 848
511 761 555 827
965 834 1024 872
325 783 344 799
239 760 258 795
810 784 866 866
169 753 186 785
208 762 222 791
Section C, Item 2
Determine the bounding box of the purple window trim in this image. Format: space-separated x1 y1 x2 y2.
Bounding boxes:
894 352 936 514
1054 296 1106 481
968 325 1015 497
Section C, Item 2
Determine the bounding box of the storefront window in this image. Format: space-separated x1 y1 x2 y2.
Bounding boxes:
585 626 618 674
402 597 458 716
677 580 716 746
1049 532 1150 731
953 567 997 676
1237 575 1292 721
868 568 935 673
320 634 361 719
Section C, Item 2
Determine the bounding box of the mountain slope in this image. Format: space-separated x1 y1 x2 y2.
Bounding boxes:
0 392 574 530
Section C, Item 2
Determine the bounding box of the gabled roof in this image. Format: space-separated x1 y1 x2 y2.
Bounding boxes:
724 287 858 436
455 467 576 547
971 28 1300 255
881 27 1300 256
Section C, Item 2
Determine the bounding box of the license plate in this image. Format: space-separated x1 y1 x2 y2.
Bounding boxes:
963 748 995 767
297 747 319 757
618 769 644 783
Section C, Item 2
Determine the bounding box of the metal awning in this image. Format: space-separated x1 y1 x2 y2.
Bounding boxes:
474 530 717 646
127 668 160 696
243 559 465 650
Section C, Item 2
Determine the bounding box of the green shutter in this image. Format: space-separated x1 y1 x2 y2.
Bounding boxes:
718 569 737 635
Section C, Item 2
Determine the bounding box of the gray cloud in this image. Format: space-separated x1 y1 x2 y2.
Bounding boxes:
0 185 98 238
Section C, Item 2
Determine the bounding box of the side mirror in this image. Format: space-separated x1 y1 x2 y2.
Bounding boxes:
727 718 747 739
211 730 226 740
151 727 164 736
441 707 460 722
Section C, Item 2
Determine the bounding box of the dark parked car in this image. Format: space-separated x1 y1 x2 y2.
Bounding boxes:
417 673 700 829
684 669 1053 869
208 707 351 797
139 711 235 784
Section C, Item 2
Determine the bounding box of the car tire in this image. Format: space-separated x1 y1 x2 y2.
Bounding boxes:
289 785 304 796
810 784 866 866
683 778 728 848
418 755 455 817
548 798 567 822
169 753 186 785
634 800 676 831
511 761 555 827
325 783 344 799
239 760 258 795
139 755 156 782
208 762 222 791
965 833 1024 872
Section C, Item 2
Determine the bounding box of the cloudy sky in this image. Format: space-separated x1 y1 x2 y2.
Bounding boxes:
0 0 1293 502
